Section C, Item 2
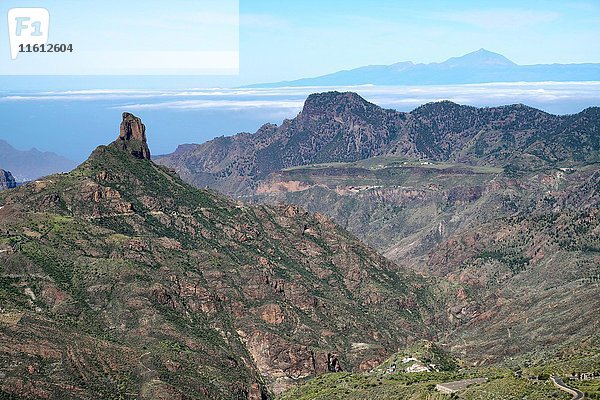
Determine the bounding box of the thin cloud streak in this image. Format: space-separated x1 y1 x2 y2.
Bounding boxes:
1 82 598 114
118 99 304 111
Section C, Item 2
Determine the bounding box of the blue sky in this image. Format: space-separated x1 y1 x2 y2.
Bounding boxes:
0 1 599 162
1 0 599 84
239 0 600 83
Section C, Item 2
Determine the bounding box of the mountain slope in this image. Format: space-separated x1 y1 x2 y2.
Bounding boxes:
250 49 600 87
156 92 600 196
254 159 600 363
156 92 599 368
0 113 445 399
280 337 600 400
0 139 77 182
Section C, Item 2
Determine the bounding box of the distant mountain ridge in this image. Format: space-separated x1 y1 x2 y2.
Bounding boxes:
156 91 600 195
0 139 77 182
249 49 600 87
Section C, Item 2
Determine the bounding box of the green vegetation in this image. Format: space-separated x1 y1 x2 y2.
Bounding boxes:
280 342 600 400
373 341 459 374
0 138 443 399
283 155 503 175
279 369 565 400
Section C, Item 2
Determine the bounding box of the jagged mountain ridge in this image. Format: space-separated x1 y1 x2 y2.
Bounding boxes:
0 114 448 399
156 91 600 195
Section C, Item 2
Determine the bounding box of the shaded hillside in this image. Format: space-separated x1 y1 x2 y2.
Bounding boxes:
156 92 404 195
156 92 599 196
0 114 445 399
253 157 600 363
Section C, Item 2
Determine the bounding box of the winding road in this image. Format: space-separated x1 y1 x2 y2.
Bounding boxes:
551 376 585 400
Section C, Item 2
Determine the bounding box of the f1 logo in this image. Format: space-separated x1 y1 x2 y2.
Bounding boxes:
7 8 49 60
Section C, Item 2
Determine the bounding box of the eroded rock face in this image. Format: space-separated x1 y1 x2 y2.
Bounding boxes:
0 169 17 190
113 112 151 160
0 115 440 399
120 112 146 142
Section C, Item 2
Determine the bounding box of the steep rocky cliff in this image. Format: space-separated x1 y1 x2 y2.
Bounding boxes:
113 112 152 160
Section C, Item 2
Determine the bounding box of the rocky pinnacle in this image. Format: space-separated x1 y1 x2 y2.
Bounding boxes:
115 112 151 160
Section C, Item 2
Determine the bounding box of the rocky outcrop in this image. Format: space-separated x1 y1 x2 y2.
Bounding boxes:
0 169 17 190
119 112 147 142
111 112 151 160
327 353 342 372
